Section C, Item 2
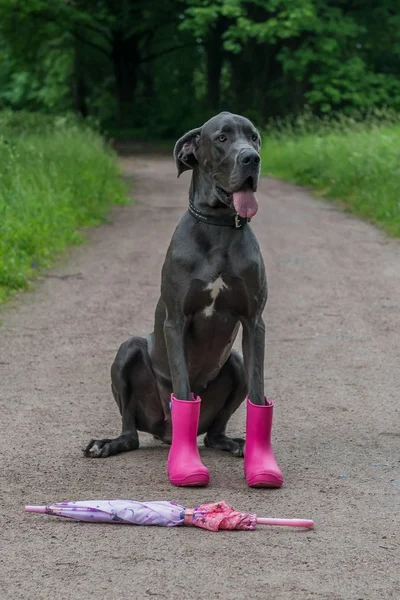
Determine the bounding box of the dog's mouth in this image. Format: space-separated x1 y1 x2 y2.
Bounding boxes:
242 175 256 192
216 176 259 219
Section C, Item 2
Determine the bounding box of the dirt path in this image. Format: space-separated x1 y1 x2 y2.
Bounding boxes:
1 148 399 600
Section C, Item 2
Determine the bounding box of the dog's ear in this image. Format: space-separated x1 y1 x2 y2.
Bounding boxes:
174 127 202 178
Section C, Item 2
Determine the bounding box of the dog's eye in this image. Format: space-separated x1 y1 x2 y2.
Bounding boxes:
217 135 227 143
252 134 259 142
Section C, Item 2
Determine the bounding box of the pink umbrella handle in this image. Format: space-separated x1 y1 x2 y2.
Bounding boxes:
25 505 47 514
256 517 314 528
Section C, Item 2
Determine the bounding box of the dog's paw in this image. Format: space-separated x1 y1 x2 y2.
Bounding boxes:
83 438 114 458
230 437 245 457
83 433 139 458
204 434 245 457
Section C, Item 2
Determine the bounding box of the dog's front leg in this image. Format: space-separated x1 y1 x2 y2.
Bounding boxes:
163 312 210 486
163 315 191 400
241 315 284 487
241 316 266 405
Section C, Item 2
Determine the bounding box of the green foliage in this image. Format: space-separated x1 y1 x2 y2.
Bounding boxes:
1 0 400 134
261 112 400 237
179 0 400 121
0 111 127 302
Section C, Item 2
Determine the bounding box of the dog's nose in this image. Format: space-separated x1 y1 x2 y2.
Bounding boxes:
239 150 260 167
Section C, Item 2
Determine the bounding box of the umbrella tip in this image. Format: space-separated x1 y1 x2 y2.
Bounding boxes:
25 505 46 513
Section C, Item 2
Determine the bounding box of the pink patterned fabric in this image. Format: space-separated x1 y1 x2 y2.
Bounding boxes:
185 501 257 531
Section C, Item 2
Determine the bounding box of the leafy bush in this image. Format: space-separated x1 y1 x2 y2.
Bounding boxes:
0 111 127 302
261 112 400 237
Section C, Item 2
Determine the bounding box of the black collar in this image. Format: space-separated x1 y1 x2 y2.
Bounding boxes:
188 202 250 229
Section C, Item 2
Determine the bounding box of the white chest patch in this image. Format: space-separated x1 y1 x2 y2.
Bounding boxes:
203 276 229 317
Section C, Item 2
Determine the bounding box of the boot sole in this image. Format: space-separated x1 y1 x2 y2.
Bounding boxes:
246 474 284 488
169 473 210 487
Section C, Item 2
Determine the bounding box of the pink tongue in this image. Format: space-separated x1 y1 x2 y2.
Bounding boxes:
233 189 259 219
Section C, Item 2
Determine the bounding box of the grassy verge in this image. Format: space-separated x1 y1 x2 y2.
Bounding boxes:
0 111 128 303
261 113 400 237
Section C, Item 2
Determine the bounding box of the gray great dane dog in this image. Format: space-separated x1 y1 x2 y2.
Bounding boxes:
85 112 283 488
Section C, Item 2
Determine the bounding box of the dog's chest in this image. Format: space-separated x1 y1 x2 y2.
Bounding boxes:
184 274 250 317
202 276 229 317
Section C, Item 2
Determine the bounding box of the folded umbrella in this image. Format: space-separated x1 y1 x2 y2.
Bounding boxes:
25 500 314 531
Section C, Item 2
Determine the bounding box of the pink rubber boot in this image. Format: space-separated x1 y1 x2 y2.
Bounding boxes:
244 397 284 488
167 394 210 487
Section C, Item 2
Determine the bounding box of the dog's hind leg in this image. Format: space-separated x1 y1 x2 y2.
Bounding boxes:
84 337 161 458
84 380 139 458
202 350 247 457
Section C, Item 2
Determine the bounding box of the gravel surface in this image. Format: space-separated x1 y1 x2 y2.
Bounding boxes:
1 147 399 599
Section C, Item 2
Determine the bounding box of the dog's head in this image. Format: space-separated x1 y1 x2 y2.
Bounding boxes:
174 112 261 219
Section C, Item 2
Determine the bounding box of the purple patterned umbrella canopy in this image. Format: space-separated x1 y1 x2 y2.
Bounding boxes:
27 500 186 527
25 500 314 531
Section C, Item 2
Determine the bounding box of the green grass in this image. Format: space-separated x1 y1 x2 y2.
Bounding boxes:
261 112 400 237
0 111 128 303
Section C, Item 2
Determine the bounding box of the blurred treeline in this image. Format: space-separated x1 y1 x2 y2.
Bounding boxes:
1 0 400 137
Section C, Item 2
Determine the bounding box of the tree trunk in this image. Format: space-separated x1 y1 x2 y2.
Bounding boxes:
71 41 88 118
205 19 227 112
111 31 139 126
72 71 88 118
229 48 256 115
